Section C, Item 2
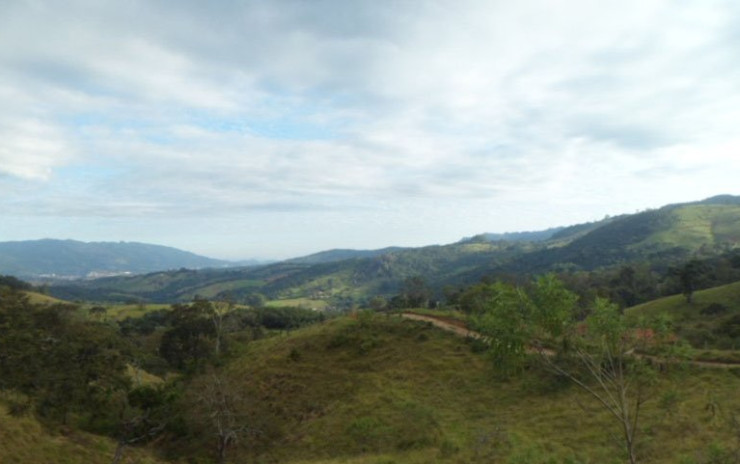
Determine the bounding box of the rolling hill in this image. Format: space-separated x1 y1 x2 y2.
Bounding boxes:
47 195 740 305
166 313 740 464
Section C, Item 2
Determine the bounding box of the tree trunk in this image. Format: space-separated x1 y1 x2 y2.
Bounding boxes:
111 440 126 464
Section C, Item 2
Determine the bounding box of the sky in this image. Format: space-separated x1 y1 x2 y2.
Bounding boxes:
2 0 740 260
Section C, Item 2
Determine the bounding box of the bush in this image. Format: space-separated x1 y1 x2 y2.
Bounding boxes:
702 303 728 316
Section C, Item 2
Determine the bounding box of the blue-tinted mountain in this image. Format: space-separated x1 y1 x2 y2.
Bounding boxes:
0 239 233 278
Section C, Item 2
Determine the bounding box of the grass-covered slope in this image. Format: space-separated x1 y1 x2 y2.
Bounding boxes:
177 314 740 464
627 281 740 351
505 198 740 273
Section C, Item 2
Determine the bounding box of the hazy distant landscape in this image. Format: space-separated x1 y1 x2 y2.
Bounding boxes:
3 1 740 463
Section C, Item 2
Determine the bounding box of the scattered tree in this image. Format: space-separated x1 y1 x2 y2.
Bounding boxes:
368 296 387 311
244 293 266 309
400 276 431 308
672 259 709 303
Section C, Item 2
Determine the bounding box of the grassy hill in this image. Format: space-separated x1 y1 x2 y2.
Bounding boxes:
627 281 740 352
502 198 740 273
170 314 740 464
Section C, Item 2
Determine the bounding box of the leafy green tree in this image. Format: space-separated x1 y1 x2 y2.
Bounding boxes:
400 276 431 308
672 259 710 303
459 283 501 315
110 384 176 464
471 282 532 376
245 293 266 309
89 305 108 321
368 296 387 311
159 302 216 371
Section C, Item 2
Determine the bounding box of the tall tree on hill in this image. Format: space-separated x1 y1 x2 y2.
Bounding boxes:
672 259 709 303
400 276 431 308
208 298 236 357
159 302 216 370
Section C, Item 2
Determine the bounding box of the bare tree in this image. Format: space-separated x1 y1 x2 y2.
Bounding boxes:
192 370 258 464
534 299 657 464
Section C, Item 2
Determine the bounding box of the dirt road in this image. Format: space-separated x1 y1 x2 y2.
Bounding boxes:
401 312 740 369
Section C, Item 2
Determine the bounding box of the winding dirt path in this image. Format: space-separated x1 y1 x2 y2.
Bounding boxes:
401 312 483 339
401 312 740 369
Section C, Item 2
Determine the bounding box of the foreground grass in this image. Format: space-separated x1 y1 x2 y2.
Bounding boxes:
176 314 740 464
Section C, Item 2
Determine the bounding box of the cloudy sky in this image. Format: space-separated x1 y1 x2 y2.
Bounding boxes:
2 0 739 260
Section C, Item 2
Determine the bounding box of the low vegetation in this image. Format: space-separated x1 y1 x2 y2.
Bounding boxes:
0 392 166 464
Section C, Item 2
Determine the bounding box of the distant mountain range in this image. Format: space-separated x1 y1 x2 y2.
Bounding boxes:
0 239 235 278
9 195 740 305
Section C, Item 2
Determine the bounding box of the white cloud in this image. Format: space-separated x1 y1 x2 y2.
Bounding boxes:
1 0 739 256
0 118 74 180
